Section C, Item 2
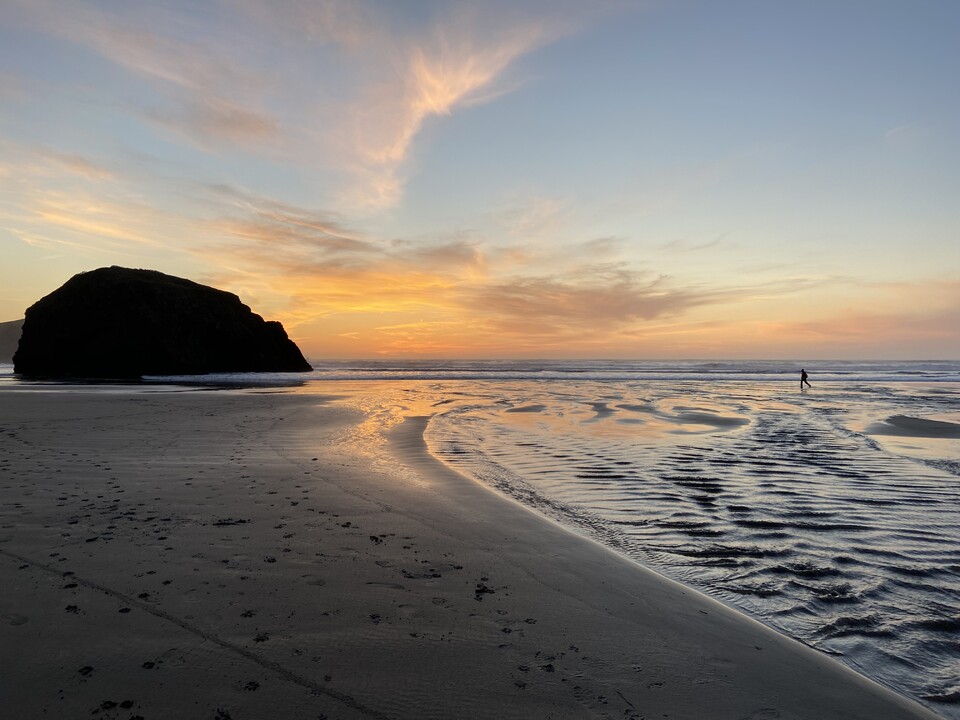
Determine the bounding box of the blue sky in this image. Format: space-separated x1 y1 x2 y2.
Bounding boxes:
1 0 958 358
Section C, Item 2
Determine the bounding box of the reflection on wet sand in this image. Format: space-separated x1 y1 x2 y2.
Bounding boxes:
360 378 960 718
865 414 960 439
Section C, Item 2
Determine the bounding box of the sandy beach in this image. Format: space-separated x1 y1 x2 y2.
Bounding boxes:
0 387 942 719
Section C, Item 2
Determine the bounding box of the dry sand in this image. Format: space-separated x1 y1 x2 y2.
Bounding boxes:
0 388 941 719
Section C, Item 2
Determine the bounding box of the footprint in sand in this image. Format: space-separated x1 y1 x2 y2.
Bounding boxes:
366 581 406 591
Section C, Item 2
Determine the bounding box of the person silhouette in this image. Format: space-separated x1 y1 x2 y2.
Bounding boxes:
800 368 811 390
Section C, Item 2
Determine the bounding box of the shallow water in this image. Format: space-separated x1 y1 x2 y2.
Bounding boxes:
415 378 960 718
4 359 959 715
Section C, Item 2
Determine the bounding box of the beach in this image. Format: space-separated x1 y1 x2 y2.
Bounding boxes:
0 383 944 719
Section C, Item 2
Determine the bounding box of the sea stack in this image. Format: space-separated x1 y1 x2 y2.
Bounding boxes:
13 266 312 378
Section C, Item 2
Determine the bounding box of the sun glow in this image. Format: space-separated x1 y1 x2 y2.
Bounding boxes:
1 1 958 360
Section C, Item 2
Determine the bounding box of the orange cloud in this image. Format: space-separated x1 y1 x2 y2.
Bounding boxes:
4 155 956 359
0 148 194 269
190 202 740 356
7 191 169 257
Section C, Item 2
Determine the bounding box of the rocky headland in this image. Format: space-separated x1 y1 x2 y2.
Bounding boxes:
13 267 312 378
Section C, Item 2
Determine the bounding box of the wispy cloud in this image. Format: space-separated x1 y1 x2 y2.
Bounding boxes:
33 149 115 181
497 195 572 241
0 142 115 182
9 0 587 208
177 188 825 354
8 0 278 150
658 235 726 253
206 184 371 254
0 144 190 262
325 5 574 208
10 189 184 257
3 152 955 357
470 267 695 332
143 98 278 148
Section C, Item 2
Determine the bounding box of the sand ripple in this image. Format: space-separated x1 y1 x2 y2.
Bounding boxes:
423 380 960 718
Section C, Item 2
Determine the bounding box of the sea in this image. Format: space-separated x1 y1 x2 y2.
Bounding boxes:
3 359 959 716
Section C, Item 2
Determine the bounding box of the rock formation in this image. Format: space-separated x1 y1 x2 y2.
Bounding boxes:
0 319 23 364
13 267 312 378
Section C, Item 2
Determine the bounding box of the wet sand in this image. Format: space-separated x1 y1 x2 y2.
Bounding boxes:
0 388 941 719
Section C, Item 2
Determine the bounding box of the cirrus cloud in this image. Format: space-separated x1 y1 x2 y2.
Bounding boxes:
8 0 594 209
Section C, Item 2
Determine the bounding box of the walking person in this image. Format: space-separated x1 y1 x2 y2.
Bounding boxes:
800 368 811 390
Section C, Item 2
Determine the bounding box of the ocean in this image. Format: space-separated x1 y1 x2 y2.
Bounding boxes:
3 359 959 716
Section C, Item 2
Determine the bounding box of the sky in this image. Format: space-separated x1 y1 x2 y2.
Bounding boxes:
1 0 958 360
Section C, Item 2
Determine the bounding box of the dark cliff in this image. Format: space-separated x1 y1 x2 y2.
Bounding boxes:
13 267 312 378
